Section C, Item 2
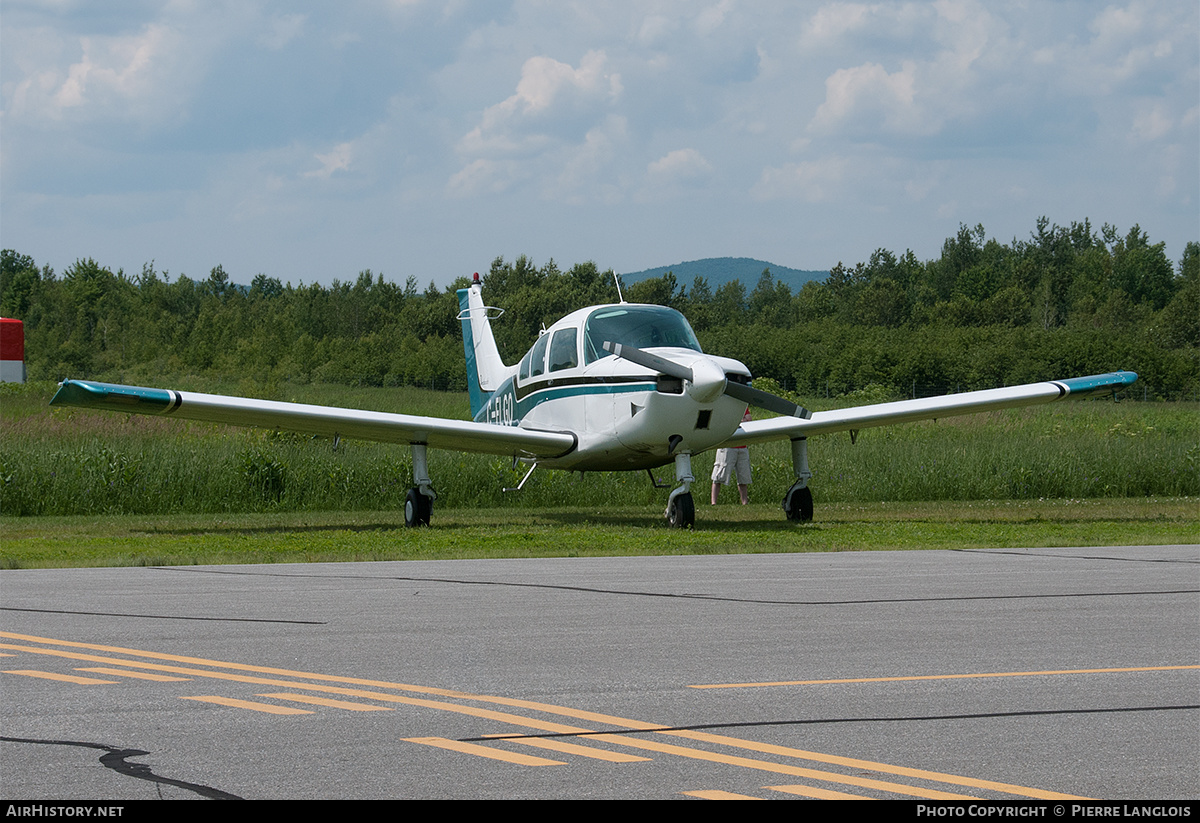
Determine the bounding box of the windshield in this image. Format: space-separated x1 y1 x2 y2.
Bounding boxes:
583 306 702 364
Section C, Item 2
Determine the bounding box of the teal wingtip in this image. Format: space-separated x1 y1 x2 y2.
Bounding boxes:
49 379 176 412
1056 370 1138 398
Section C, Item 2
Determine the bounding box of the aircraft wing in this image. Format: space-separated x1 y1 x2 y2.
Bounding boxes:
720 371 1138 447
49 380 577 459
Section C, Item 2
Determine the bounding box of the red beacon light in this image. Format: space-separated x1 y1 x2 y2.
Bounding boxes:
472 272 481 284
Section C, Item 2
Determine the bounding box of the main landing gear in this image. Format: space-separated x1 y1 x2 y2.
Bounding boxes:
665 451 696 529
782 436 814 522
404 443 437 527
664 442 813 528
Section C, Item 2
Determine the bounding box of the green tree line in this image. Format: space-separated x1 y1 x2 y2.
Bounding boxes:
2 217 1196 399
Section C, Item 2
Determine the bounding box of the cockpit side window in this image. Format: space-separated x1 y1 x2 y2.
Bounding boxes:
529 333 549 378
583 307 702 364
549 328 578 373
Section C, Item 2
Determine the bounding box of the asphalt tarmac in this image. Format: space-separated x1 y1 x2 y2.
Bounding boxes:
1 545 1197 800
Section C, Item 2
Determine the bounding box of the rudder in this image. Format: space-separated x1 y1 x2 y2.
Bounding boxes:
457 273 512 418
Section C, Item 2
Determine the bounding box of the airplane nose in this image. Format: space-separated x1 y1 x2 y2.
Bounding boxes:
686 357 726 404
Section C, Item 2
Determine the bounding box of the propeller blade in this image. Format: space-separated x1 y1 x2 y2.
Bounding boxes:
603 341 693 382
725 382 811 419
603 341 812 419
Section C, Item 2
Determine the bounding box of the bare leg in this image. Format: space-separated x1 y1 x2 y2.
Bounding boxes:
711 482 720 505
738 484 749 505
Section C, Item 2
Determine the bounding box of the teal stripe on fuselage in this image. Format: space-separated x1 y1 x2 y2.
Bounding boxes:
474 376 656 424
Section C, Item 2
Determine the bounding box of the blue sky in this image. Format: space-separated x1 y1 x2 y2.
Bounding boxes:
2 1 1196 288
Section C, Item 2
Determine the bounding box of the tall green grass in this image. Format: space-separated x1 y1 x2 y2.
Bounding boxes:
1 379 1196 517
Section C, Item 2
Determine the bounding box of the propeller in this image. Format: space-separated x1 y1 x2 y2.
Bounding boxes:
603 341 811 419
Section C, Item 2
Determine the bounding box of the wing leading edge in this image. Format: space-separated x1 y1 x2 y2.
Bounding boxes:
722 370 1138 447
49 379 576 459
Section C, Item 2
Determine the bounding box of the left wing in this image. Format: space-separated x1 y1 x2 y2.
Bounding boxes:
721 371 1138 447
49 379 577 459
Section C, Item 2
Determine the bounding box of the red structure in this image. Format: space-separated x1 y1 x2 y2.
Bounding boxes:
1 317 26 383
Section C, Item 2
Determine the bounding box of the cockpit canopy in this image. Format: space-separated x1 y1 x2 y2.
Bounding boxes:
519 305 703 381
582 306 702 364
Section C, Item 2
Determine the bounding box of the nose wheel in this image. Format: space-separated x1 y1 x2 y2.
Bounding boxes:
667 492 695 529
664 450 695 528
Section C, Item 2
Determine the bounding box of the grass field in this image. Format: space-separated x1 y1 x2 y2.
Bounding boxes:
2 498 1195 569
1 379 1196 569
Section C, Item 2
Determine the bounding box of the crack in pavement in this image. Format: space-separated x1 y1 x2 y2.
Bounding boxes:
1 736 241 800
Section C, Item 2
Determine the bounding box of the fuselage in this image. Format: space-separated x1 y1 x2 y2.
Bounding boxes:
473 303 751 471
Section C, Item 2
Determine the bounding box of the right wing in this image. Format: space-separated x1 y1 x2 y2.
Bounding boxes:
721 371 1138 447
49 379 576 459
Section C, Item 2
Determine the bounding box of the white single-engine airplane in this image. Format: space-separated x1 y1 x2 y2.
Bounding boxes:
51 272 1137 528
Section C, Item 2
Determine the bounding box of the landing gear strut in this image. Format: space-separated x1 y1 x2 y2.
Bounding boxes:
782 437 814 522
404 443 437 527
665 451 695 529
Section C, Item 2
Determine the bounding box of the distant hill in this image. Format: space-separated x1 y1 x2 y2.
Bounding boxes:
621 257 827 293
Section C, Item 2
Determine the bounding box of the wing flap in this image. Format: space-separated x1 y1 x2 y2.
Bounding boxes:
720 371 1138 447
50 380 576 458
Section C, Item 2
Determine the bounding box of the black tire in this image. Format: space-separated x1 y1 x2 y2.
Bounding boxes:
405 487 432 527
784 485 814 522
667 492 695 529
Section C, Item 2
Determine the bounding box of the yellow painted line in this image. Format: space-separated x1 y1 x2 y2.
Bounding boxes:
77 667 190 682
663 730 1088 801
590 733 978 800
0 632 1090 799
257 692 392 711
681 790 762 799
0 642 595 734
690 665 1200 689
405 737 565 766
0 631 664 731
768 783 869 800
3 669 116 685
180 695 312 715
485 735 651 763
451 693 666 731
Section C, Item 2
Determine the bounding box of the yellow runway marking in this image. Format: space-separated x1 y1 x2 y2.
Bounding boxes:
690 664 1200 689
484 735 651 762
590 733 979 800
768 783 869 799
257 692 392 711
681 790 762 799
664 730 1087 801
0 641 595 734
180 695 311 715
77 667 190 682
2 631 1095 799
0 631 663 731
3 669 116 685
405 737 565 766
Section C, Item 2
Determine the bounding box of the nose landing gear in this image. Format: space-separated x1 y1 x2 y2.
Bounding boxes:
665 450 695 529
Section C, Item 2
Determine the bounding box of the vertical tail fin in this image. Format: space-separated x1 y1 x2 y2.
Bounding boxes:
457 273 511 419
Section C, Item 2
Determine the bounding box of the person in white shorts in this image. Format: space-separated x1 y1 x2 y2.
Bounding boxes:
711 408 753 505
